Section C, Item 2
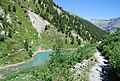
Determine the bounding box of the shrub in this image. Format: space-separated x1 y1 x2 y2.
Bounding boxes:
0 34 5 42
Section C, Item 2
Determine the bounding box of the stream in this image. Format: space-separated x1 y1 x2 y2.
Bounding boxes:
0 51 53 75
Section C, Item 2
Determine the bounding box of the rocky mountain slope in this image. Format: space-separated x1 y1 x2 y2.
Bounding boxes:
0 0 105 65
91 17 120 32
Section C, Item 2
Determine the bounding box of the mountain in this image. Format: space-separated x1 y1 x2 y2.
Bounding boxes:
91 17 120 32
0 0 105 65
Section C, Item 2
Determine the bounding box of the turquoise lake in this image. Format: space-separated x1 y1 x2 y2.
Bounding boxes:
0 51 53 74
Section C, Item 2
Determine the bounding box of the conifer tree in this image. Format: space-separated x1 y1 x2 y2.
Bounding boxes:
13 6 16 12
0 1 1 6
24 39 29 51
8 5 11 12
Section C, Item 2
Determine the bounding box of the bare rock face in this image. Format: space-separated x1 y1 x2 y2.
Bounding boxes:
27 10 50 34
90 17 120 33
91 19 109 29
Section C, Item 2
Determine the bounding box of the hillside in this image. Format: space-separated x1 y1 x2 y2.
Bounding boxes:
91 17 120 32
0 0 105 66
98 29 120 78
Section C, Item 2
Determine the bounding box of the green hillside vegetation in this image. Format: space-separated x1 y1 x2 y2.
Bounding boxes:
41 27 83 50
18 0 105 42
98 29 120 77
0 0 105 66
0 44 96 81
0 0 41 65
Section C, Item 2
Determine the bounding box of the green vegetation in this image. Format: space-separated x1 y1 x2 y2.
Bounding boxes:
40 28 82 50
0 0 40 65
0 44 96 81
0 0 107 80
14 0 105 43
0 0 105 66
98 30 120 77
0 0 106 66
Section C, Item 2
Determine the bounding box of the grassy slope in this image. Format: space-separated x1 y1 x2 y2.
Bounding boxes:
0 0 84 65
40 28 83 50
18 0 106 41
0 0 40 65
0 0 104 80
0 0 106 66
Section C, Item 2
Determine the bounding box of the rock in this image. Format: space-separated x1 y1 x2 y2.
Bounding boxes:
27 10 50 34
6 14 12 23
90 17 120 33
12 49 14 52
74 70 81 76
70 68 74 71
73 63 82 70
0 74 4 78
81 59 88 67
0 23 3 28
0 30 5 35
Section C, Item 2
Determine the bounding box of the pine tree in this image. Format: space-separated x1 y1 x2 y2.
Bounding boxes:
33 0 35 3
29 50 33 57
38 0 41 4
13 6 16 12
0 35 5 42
8 29 12 38
8 5 11 12
0 1 1 6
78 39 81 45
24 39 29 51
5 8 8 14
65 38 68 44
71 36 74 45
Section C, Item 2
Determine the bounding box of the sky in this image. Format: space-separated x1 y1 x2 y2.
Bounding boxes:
53 0 120 20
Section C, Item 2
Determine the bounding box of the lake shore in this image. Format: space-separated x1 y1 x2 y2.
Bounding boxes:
0 48 52 69
0 47 52 78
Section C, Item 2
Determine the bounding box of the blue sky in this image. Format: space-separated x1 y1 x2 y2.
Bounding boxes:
53 0 120 20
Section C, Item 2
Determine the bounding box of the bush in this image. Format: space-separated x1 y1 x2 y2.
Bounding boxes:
29 50 33 57
24 39 29 51
0 16 4 20
0 34 5 42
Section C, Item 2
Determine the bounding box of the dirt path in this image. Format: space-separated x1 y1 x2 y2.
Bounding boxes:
88 50 108 81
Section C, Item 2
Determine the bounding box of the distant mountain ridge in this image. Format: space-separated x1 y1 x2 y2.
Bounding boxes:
90 17 120 32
